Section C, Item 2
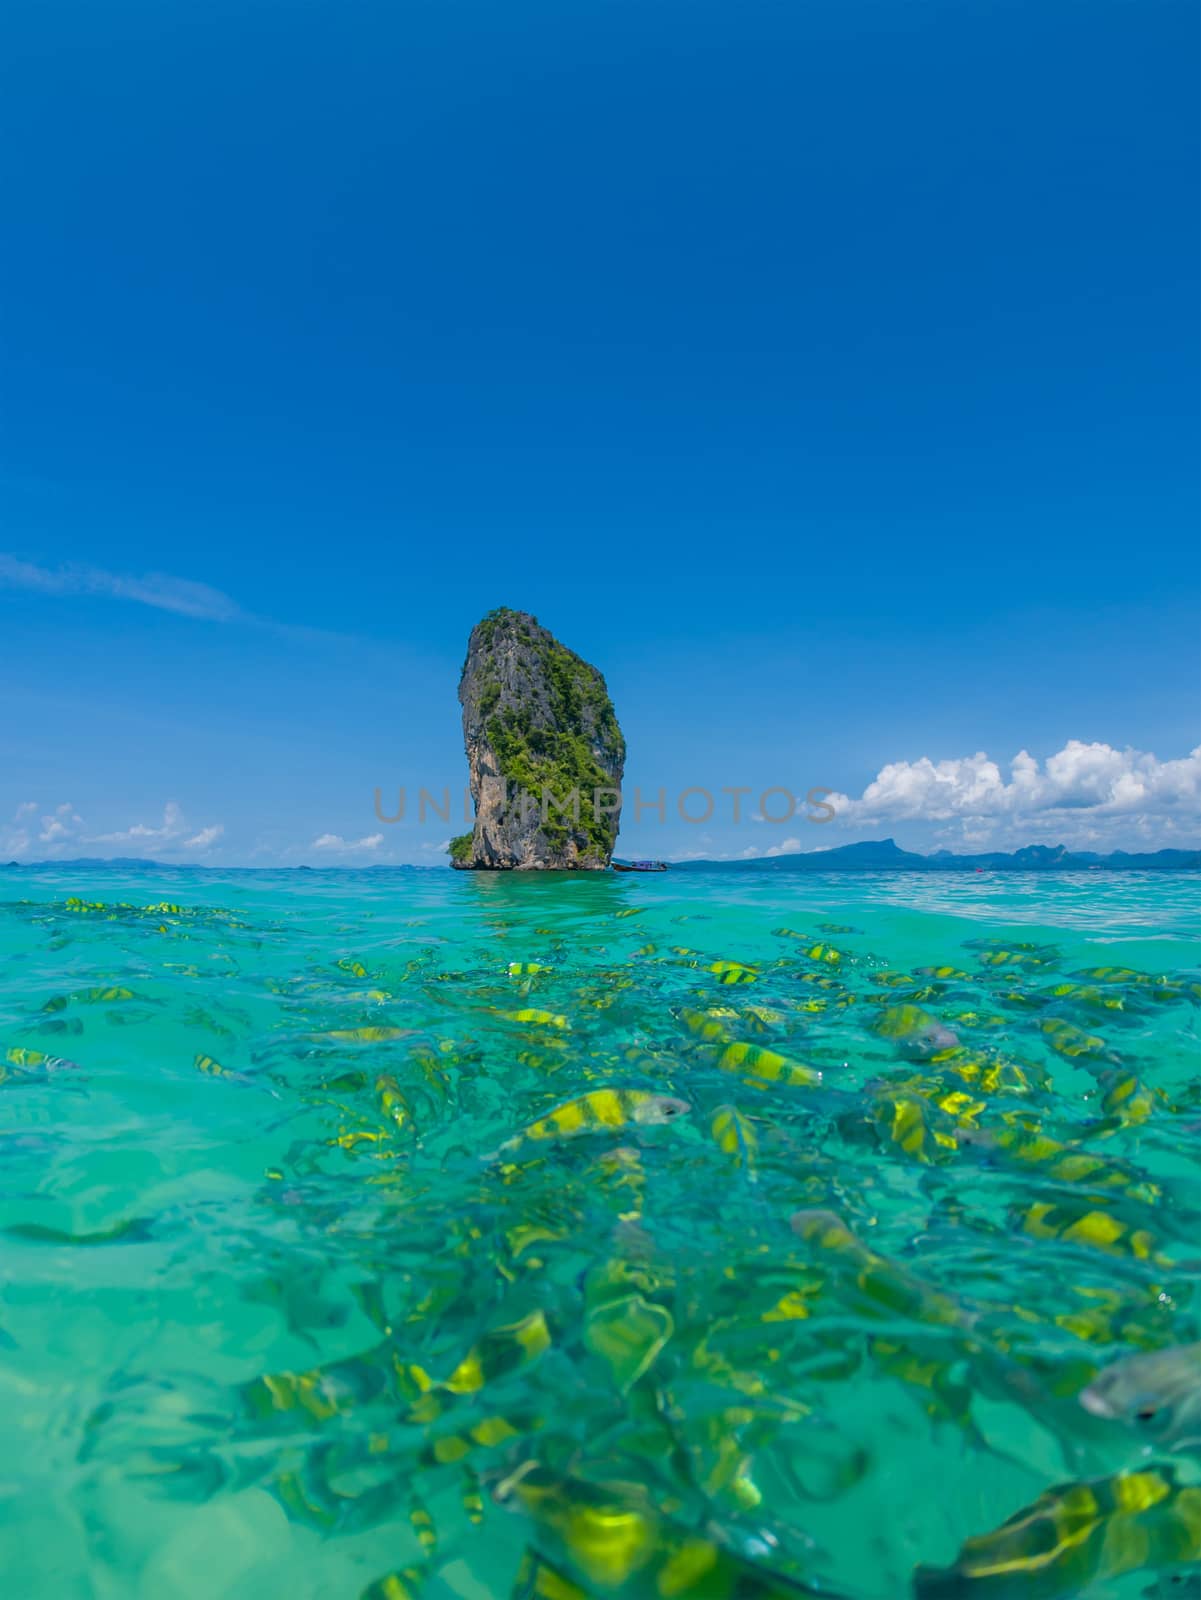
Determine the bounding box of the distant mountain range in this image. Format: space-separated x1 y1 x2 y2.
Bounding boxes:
677 838 1201 871
3 839 1199 872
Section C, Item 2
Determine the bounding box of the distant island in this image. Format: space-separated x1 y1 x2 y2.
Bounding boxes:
4 838 1198 872
675 838 1201 872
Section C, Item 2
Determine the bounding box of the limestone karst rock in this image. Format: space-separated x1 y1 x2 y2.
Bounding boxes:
450 609 625 870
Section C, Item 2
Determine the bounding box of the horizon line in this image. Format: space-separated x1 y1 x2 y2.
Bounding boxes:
3 838 1199 873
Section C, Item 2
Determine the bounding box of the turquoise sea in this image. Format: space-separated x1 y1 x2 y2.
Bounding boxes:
1 865 1198 1599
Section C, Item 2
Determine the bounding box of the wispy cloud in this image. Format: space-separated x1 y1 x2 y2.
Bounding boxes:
0 553 377 652
39 802 84 845
764 837 805 857
184 825 224 850
89 800 188 845
0 799 225 860
311 832 384 854
0 554 242 622
1 800 85 859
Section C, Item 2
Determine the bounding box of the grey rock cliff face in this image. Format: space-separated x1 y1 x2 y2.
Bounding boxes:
452 609 625 870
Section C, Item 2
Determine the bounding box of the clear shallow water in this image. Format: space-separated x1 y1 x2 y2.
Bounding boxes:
0 865 1198 1599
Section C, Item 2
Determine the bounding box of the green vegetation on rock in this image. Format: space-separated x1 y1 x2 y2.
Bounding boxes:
484 614 622 860
458 608 626 868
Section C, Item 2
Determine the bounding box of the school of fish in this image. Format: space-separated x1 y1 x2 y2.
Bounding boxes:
1 872 1198 1598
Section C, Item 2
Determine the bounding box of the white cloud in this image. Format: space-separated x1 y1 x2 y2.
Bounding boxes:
90 801 187 845
311 832 384 854
764 837 804 857
420 838 452 853
35 802 84 846
0 801 81 859
667 843 772 862
0 799 224 860
0 554 241 622
826 740 1201 848
184 825 224 850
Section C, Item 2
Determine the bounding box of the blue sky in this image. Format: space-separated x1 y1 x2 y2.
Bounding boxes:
2 0 1198 865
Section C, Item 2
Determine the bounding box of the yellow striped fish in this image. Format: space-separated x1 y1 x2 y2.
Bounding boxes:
882 1075 987 1130
194 1052 227 1079
510 1548 590 1600
1015 1199 1161 1261
791 1209 973 1330
914 1467 1201 1599
460 1473 485 1525
375 1074 415 1131
501 1009 571 1030
679 1008 730 1043
408 1499 437 1558
422 1412 526 1467
947 1009 1008 1030
679 1010 821 1088
715 1040 821 1088
326 1128 390 1152
710 1105 759 1178
1098 1068 1158 1127
867 1091 959 1163
1045 981 1127 1011
361 1569 428 1600
742 1005 787 1025
1039 1017 1116 1064
957 1114 1158 1200
496 1464 836 1597
1070 965 1150 985
407 1310 553 1400
978 940 1055 966
320 1025 409 1043
870 1004 959 1057
5 1046 78 1072
706 960 759 985
939 1052 1046 1096
503 1089 688 1150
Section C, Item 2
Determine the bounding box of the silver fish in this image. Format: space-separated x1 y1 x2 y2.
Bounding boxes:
1079 1342 1201 1454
